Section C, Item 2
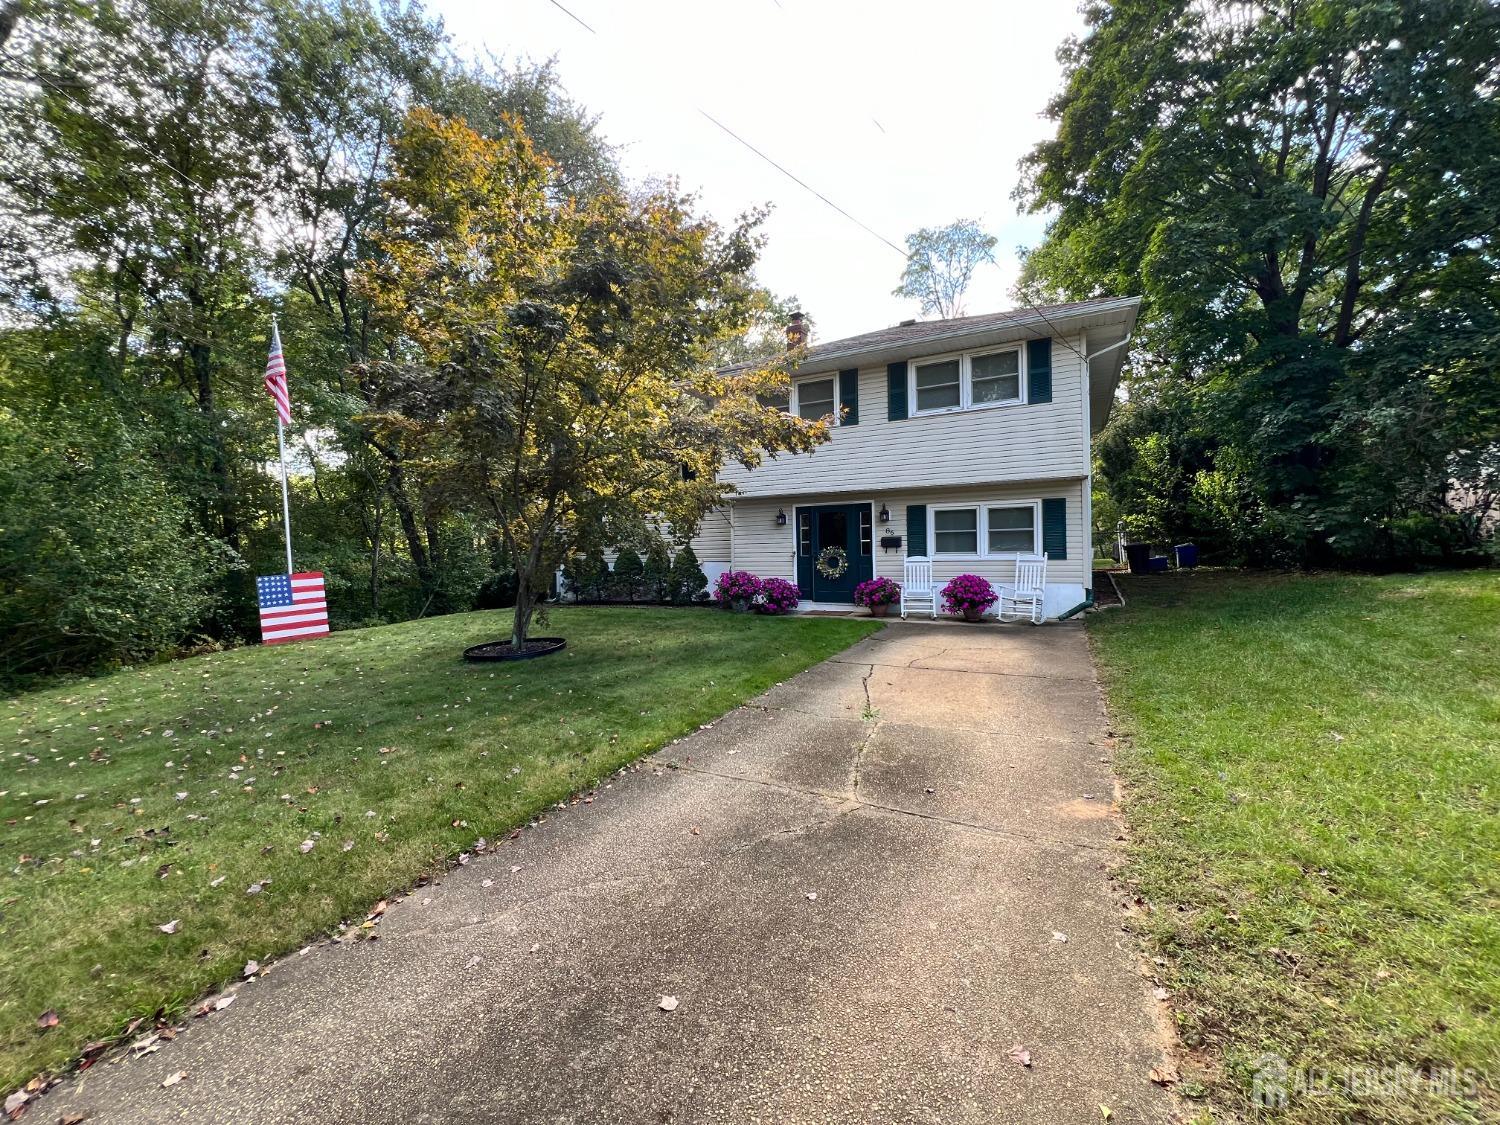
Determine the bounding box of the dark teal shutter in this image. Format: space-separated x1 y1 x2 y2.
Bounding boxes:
906 504 927 556
1027 338 1052 404
1041 497 1067 559
839 368 859 425
886 362 908 421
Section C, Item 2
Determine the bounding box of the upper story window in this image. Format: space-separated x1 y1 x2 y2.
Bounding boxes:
909 345 1025 416
791 376 836 423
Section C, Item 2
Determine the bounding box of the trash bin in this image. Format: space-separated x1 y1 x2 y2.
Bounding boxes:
1147 555 1170 573
1124 542 1151 575
1174 543 1199 568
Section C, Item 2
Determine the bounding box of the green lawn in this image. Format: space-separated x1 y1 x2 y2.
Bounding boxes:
1090 571 1499 1123
0 607 879 1088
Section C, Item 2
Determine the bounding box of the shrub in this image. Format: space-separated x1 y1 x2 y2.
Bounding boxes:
563 551 609 601
852 576 901 607
713 569 763 606
473 569 518 609
756 577 801 615
668 544 708 604
642 538 672 603
611 546 644 600
940 573 997 617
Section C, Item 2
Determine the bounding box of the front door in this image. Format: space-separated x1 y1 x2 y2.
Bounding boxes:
794 503 874 603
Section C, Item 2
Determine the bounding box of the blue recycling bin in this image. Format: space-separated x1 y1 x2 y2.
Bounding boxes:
1174 543 1199 568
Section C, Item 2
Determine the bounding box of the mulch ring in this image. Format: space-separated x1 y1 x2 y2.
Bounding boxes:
462 637 567 662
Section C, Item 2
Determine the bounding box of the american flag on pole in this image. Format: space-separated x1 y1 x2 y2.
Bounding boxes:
256 572 329 644
264 321 291 425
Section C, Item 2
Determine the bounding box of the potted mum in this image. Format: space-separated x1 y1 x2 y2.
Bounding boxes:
756 577 801 616
713 570 763 613
941 573 998 623
852 576 901 618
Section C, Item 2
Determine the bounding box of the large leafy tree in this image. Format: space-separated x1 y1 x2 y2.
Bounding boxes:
359 110 825 646
1020 0 1500 564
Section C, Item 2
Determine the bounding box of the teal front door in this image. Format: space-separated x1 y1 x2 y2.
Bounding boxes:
795 503 874 602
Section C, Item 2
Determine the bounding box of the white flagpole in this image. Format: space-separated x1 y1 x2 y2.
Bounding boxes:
272 317 294 575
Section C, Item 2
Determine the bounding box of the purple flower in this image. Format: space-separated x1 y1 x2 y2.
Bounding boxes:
940 573 998 615
713 570 764 605
852 577 901 607
756 578 802 615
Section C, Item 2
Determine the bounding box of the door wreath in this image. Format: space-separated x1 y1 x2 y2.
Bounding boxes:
815 544 849 579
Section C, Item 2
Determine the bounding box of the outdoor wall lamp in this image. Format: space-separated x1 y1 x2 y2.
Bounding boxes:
775 508 787 526
878 503 890 523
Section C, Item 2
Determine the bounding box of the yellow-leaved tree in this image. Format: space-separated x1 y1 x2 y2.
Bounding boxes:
358 109 825 647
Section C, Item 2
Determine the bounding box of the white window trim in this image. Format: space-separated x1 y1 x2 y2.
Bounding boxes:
928 499 1042 559
908 344 1027 417
789 373 840 425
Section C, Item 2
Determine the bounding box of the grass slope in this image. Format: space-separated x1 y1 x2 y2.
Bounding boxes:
0 607 879 1088
1090 571 1498 1123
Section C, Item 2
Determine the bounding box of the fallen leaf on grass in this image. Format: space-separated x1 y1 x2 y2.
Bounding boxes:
243 960 260 979
161 1071 186 1088
298 839 315 854
1008 1045 1032 1067
658 995 678 1012
36 1009 59 1030
157 919 180 934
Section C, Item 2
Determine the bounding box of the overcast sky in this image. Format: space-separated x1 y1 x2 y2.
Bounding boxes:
429 0 1085 342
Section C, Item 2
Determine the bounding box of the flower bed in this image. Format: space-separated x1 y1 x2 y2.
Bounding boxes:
713 569 764 611
940 573 997 620
853 576 901 608
756 577 802 615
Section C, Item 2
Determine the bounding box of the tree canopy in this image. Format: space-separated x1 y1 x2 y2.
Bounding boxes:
1020 0 1500 566
359 110 826 646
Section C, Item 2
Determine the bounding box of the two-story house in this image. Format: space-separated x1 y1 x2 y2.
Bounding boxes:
687 296 1139 618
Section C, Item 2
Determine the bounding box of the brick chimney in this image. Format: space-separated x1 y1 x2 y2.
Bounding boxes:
785 311 808 350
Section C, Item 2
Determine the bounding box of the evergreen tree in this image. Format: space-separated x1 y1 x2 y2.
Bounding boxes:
669 545 709 605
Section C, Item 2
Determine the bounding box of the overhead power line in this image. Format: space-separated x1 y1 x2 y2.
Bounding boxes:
697 111 908 260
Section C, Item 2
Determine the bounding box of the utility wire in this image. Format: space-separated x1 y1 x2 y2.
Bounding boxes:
545 0 596 35
697 110 908 260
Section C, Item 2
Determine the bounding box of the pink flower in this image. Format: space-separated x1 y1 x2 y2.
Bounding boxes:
713 570 764 604
940 573 998 615
852 577 901 607
756 578 801 615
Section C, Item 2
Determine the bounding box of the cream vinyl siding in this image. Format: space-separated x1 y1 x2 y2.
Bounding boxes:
689 507 731 563
718 333 1088 498
727 498 798 582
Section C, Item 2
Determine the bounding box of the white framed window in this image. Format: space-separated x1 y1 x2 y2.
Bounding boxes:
791 375 836 422
929 500 1041 558
908 345 1026 416
913 358 962 412
987 504 1037 553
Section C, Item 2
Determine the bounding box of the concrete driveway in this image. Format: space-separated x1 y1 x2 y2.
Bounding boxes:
40 621 1175 1124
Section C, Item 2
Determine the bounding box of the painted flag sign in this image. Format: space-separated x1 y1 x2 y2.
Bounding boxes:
256 571 329 644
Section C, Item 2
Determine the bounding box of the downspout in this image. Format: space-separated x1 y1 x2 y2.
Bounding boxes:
1057 588 1094 620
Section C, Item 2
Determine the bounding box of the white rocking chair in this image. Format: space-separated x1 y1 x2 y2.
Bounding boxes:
900 555 936 619
997 553 1048 624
